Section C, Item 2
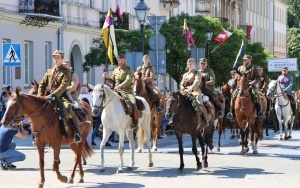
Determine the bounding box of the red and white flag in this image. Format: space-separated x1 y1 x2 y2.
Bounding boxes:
213 30 233 43
247 25 256 38
116 0 123 20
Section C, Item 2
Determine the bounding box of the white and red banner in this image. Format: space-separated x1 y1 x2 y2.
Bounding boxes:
213 30 233 43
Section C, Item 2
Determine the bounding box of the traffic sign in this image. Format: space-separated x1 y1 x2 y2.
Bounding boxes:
125 52 143 71
149 34 166 50
147 16 166 33
2 43 21 66
149 50 166 74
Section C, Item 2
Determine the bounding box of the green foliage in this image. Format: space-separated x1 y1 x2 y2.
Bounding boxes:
286 0 300 28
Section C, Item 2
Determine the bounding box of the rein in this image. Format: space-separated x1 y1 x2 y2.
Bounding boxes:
92 87 118 111
166 94 186 120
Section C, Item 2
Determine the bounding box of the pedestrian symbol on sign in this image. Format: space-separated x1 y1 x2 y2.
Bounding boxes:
2 43 21 67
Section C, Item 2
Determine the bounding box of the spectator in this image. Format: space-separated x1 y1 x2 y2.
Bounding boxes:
78 86 92 108
0 85 11 110
0 126 27 170
160 115 169 139
0 102 4 122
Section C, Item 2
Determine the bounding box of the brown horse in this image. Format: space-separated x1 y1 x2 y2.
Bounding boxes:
133 77 166 151
1 89 94 188
235 73 266 154
221 83 239 139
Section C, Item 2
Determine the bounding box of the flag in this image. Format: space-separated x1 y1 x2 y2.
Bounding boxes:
232 39 244 69
116 0 123 20
183 19 195 49
102 8 118 64
213 30 233 43
247 25 256 38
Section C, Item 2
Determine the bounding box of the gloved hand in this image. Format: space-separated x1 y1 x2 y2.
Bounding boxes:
46 94 55 101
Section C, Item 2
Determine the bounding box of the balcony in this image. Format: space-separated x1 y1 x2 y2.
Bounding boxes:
99 11 129 30
160 0 180 11
195 0 210 13
19 0 60 16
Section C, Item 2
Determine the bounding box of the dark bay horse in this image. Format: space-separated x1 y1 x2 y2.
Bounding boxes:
165 91 212 173
235 73 267 154
133 77 166 151
1 89 94 188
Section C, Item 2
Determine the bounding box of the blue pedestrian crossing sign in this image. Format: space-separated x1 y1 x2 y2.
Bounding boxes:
2 43 21 66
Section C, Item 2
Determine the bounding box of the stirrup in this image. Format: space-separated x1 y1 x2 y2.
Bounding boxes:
227 112 234 121
217 111 224 118
74 133 82 143
257 111 264 120
130 122 138 130
157 107 163 114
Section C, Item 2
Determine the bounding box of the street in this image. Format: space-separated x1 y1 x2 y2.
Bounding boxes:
0 128 300 188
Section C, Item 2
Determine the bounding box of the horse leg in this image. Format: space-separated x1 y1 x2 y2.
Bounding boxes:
243 126 250 154
52 145 68 183
126 130 135 170
284 120 289 140
217 118 223 152
37 143 46 188
68 143 84 183
136 126 144 153
99 129 112 173
116 132 125 173
191 135 202 170
175 131 184 174
142 123 153 167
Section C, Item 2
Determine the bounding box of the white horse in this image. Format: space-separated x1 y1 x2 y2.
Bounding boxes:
266 80 294 140
91 84 153 173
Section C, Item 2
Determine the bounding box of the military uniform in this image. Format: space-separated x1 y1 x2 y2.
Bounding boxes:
257 73 269 94
69 72 79 101
134 65 162 113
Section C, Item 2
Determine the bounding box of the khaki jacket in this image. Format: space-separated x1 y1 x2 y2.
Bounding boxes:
237 64 260 87
257 73 269 93
180 69 202 96
38 65 71 97
106 65 134 93
200 68 215 91
134 65 155 86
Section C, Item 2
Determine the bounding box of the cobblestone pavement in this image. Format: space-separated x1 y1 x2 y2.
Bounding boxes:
1 128 300 188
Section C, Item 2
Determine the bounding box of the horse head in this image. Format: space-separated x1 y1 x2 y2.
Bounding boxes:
221 83 231 97
237 72 251 97
133 76 146 97
29 79 39 95
91 84 106 117
1 89 24 127
266 80 277 100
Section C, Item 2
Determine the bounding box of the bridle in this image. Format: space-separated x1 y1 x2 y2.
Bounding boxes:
92 85 118 111
267 82 289 107
165 92 185 120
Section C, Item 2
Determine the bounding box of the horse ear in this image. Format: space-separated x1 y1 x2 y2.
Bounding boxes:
34 79 38 84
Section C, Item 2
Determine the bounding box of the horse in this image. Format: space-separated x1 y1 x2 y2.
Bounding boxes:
266 80 294 140
1 89 94 188
165 91 211 173
133 76 166 151
293 90 300 130
91 84 153 173
234 73 267 154
221 83 239 139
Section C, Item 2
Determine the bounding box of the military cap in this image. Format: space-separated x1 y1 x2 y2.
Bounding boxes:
242 54 252 60
52 50 64 57
62 60 70 65
282 66 288 70
257 66 263 69
230 70 236 74
199 58 207 63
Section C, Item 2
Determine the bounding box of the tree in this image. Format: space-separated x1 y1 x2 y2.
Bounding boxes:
286 0 300 28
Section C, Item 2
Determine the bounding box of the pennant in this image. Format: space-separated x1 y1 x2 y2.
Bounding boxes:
232 39 244 69
213 30 233 43
183 19 195 49
116 0 123 20
102 8 118 64
247 25 256 38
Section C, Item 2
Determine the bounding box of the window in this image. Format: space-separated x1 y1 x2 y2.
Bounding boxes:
24 41 33 85
45 42 52 70
2 39 11 86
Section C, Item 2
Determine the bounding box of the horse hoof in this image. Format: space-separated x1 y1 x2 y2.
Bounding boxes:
117 169 123 173
83 160 87 165
78 179 84 183
99 169 105 173
203 163 208 168
217 147 220 152
288 136 292 139
148 162 153 167
253 150 258 154
61 176 68 183
230 136 234 139
68 179 74 184
266 133 270 136
177 169 183 174
278 137 283 141
197 164 202 171
240 150 245 155
37 183 44 188
127 167 133 171
285 137 289 140
137 149 142 153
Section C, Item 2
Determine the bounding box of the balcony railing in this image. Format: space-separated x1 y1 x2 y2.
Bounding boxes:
195 0 210 13
160 0 180 10
99 11 129 30
19 0 60 16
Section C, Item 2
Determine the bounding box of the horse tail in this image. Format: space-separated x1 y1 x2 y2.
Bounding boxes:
137 126 145 149
82 139 94 159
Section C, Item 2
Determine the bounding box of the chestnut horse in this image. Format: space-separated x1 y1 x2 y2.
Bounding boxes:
221 83 239 139
235 73 267 154
165 91 212 173
1 89 94 188
133 77 166 151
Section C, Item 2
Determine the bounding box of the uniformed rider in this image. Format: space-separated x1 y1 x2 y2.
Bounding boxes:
103 54 138 129
180 58 209 130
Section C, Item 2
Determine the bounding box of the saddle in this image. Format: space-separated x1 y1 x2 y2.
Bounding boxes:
116 91 145 115
215 91 225 103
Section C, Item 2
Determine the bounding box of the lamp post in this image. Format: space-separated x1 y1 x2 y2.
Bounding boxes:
205 29 213 60
134 0 150 54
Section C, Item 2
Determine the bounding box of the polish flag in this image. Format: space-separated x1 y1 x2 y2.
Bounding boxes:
116 0 123 20
247 25 256 38
213 30 233 43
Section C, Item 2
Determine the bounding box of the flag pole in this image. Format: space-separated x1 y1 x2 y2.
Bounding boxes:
211 42 225 53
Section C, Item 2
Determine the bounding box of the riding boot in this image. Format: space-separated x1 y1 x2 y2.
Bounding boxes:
155 100 163 114
196 110 209 130
131 109 139 130
71 118 82 143
213 96 223 118
227 100 235 121
255 103 264 120
291 102 297 116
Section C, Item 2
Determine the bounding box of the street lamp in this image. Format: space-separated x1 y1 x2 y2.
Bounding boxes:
205 29 213 60
134 0 150 54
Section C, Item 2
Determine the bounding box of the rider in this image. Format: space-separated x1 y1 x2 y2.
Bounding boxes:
277 66 296 116
257 66 270 113
38 50 82 143
199 58 224 117
134 55 163 113
103 54 138 129
62 60 79 101
228 70 237 94
180 58 209 130
227 54 263 121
